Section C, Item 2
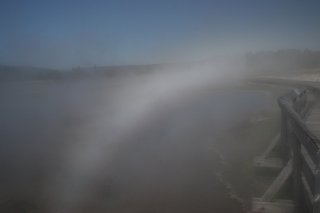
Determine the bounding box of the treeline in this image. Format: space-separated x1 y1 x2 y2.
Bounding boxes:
0 64 164 81
0 65 64 81
245 49 320 73
1 49 320 81
69 64 164 78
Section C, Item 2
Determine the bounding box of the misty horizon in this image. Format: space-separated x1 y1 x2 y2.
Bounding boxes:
1 1 320 213
1 48 320 71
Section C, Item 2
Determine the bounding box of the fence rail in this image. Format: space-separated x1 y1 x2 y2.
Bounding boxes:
279 87 320 212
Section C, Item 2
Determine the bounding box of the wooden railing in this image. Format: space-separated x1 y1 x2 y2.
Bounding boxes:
279 88 320 212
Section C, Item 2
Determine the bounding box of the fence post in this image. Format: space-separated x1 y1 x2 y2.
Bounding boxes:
290 122 303 213
314 153 320 213
280 111 290 162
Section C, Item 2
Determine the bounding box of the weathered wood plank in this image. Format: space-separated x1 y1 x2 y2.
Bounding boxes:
261 159 293 201
252 198 294 213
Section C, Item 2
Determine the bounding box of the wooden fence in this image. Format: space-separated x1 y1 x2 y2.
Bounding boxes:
279 88 320 212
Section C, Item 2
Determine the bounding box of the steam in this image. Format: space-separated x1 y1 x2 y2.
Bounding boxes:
44 63 244 212
0 48 280 213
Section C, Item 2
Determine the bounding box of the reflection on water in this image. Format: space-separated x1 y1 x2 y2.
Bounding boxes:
0 77 273 213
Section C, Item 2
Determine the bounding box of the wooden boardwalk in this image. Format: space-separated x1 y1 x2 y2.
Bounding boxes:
251 73 320 213
253 73 320 139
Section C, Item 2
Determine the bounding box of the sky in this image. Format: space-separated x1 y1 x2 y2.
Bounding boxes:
0 0 320 69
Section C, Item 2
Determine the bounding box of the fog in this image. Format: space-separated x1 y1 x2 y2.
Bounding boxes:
0 60 279 213
2 43 320 213
1 0 320 213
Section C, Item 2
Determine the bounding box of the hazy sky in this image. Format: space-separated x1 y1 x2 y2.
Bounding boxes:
0 0 320 68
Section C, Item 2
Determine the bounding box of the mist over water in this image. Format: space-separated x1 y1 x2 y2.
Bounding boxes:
2 0 319 212
0 66 274 213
